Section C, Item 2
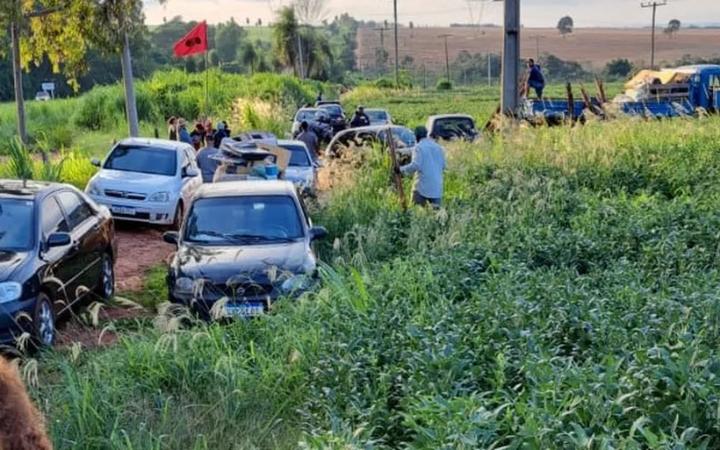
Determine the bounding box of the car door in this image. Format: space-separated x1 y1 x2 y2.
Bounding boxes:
39 195 76 311
56 190 103 304
180 147 202 205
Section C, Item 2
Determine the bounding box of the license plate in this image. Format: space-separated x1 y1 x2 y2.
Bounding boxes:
111 206 136 216
226 305 264 318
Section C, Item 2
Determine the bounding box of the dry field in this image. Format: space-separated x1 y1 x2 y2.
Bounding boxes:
357 26 720 71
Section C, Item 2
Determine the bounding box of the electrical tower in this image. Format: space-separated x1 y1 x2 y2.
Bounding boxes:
438 34 453 83
641 0 668 69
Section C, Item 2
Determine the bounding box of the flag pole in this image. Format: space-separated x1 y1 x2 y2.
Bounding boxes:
205 49 209 116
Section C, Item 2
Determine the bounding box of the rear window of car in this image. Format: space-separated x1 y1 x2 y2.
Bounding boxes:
433 118 476 137
281 145 312 167
319 105 343 117
104 145 178 176
367 110 389 122
295 110 317 122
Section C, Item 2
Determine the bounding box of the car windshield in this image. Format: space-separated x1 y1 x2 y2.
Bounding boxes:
434 118 477 138
104 145 177 176
378 128 416 147
0 199 34 251
281 145 312 167
320 105 343 117
367 110 389 122
295 109 317 122
184 196 304 245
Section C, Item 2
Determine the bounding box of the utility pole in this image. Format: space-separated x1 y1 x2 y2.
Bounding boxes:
533 35 545 61
393 0 400 87
641 0 668 69
501 0 520 115
487 53 492 86
296 32 305 79
374 26 391 74
439 34 452 83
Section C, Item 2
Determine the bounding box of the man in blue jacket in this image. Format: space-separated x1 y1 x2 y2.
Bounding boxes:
527 58 545 99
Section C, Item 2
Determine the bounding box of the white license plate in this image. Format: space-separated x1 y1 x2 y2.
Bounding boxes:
226 305 264 318
111 206 136 216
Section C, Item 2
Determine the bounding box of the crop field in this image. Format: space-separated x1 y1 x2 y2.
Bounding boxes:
10 79 720 448
357 26 720 72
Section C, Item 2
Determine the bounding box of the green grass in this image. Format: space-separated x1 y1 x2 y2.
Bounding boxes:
24 111 720 448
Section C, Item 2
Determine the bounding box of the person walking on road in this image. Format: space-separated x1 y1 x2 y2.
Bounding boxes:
297 121 320 159
396 126 446 207
527 58 545 99
350 106 371 128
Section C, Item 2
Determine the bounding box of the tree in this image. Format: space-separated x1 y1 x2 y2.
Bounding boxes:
292 0 328 25
665 19 681 38
273 6 300 75
240 42 259 74
605 58 633 78
215 18 245 63
246 17 250 25
557 16 574 37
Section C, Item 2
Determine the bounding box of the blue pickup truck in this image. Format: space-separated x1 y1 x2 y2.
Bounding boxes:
522 64 720 122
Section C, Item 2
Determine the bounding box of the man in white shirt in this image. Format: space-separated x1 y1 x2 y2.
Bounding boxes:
397 126 446 207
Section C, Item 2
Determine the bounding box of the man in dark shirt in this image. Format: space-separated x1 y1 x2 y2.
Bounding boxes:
527 58 545 99
350 106 371 128
297 121 320 159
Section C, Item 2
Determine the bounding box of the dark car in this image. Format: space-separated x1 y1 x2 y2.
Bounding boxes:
0 180 117 349
317 104 348 135
164 180 327 320
426 114 480 142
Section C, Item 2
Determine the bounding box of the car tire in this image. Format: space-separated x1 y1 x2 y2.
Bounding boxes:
171 202 184 231
31 293 56 349
96 252 115 301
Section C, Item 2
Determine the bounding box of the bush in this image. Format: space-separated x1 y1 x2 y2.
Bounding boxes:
436 80 453 90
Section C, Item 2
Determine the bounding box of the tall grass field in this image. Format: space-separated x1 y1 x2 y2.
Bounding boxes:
24 110 720 448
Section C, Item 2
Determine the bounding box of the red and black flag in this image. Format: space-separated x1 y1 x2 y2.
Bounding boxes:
173 21 208 57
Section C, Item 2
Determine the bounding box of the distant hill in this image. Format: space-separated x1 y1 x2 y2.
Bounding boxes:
356 26 720 72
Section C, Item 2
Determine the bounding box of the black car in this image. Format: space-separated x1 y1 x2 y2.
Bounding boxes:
0 180 117 349
164 180 327 320
317 103 348 135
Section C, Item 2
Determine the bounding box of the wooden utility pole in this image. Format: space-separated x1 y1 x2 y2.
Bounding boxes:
393 0 400 87
641 0 668 69
501 0 521 115
10 19 27 145
438 34 452 83
374 26 391 73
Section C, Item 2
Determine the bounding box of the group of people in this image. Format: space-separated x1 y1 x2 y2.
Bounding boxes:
167 117 231 151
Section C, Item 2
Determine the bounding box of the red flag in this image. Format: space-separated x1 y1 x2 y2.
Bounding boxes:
173 21 208 58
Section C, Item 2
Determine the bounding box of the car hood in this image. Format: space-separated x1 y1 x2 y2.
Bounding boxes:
175 241 314 282
0 251 29 280
93 169 176 193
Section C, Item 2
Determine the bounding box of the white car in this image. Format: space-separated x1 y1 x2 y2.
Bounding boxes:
35 91 51 102
86 138 202 228
277 140 318 196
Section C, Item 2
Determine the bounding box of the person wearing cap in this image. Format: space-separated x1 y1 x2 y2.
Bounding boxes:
213 121 228 148
178 119 192 145
395 126 446 207
350 106 371 128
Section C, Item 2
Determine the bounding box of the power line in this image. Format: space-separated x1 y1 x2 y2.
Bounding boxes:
641 0 668 69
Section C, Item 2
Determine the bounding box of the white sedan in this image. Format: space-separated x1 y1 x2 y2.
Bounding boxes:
85 138 202 228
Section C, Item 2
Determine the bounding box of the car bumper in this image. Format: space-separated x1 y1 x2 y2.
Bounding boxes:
0 297 37 345
89 195 177 225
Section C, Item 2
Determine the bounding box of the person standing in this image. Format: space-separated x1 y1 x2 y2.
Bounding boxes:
168 116 178 141
196 142 221 183
296 121 320 159
350 106 371 128
396 126 446 207
527 58 545 99
178 119 192 145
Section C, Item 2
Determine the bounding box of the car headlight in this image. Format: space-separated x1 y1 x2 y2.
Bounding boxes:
280 275 312 294
86 181 101 196
149 191 171 203
0 282 22 304
174 277 195 294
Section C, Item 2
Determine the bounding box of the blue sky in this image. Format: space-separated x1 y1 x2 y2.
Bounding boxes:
143 0 720 28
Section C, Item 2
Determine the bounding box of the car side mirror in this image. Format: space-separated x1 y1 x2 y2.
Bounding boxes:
47 232 71 248
309 226 328 241
183 167 199 178
163 231 179 245
91 158 101 167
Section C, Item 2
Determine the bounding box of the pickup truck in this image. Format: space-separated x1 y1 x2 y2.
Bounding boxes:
523 64 720 122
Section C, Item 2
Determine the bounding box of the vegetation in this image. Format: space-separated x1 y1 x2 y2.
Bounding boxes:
26 113 720 448
557 15 574 37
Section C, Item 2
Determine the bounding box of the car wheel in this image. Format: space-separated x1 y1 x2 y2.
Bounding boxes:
171 202 184 231
32 293 56 349
96 253 115 301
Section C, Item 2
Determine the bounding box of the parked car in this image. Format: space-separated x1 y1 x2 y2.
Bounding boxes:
426 114 479 141
291 108 320 136
164 180 327 319
317 103 348 134
326 125 417 161
0 180 117 348
365 108 393 126
277 140 318 196
34 91 50 102
86 138 202 229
